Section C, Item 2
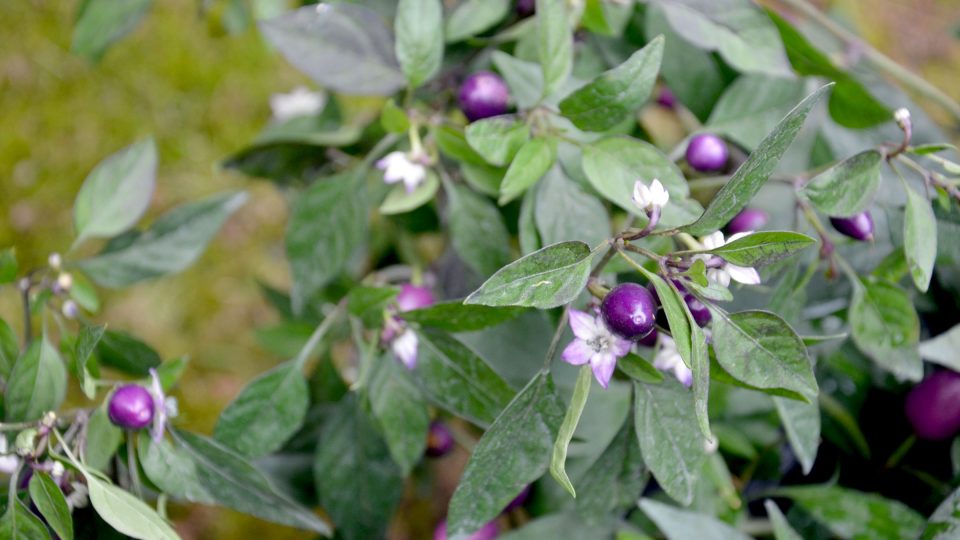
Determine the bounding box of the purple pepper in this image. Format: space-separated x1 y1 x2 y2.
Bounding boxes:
459 72 510 122
905 370 960 440
601 283 657 341
684 294 712 327
656 88 677 109
829 212 874 242
728 208 768 234
686 133 729 172
637 328 659 348
434 519 499 540
425 420 455 457
108 385 155 430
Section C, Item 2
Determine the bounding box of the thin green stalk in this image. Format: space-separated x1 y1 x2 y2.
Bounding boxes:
292 301 346 372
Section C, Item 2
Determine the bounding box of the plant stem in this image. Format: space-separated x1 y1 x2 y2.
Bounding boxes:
358 133 401 171
20 282 31 345
127 431 143 499
293 301 346 372
771 0 960 122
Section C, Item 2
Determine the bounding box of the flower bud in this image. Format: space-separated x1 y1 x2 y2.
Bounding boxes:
48 253 62 271
15 428 38 457
56 272 73 292
396 284 435 312
829 212 874 242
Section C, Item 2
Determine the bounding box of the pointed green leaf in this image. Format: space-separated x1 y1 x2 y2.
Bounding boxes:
400 302 524 332
499 137 557 205
96 330 161 376
849 279 922 381
74 324 105 399
0 498 52 540
464 241 593 309
773 396 820 474
0 248 18 284
802 150 882 217
550 365 592 497
368 356 430 474
29 471 74 540
764 500 803 540
919 324 960 371
445 0 510 43
447 182 512 277
558 36 664 131
448 373 565 538
491 51 543 110
379 170 439 215
639 498 752 539
466 117 530 167
903 186 937 292
777 485 925 539
394 0 443 87
704 231 816 267
535 167 610 247
536 0 573 97
683 84 832 236
6 337 66 422
71 0 152 62
85 472 180 540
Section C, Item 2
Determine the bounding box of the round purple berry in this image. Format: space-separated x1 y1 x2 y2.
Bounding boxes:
459 72 510 122
601 283 657 340
504 485 531 512
637 328 659 348
425 420 454 457
905 370 960 440
829 212 874 242
684 294 711 327
686 133 729 172
435 519 499 540
397 284 435 312
728 208 768 235
108 385 155 430
656 88 677 109
516 0 535 17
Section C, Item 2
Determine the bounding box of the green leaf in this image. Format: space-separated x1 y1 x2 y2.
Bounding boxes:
85 471 180 540
575 414 647 517
924 486 960 539
903 186 937 292
447 182 512 277
464 241 593 309
536 0 573 98
558 36 664 131
634 381 707 506
213 361 309 458
434 125 488 166
445 0 510 43
394 0 443 87
581 137 698 228
346 286 399 327
519 188 541 255
639 498 752 539
77 191 248 288
773 396 820 474
768 11 889 129
0 248 17 284
96 329 161 376
802 150 883 217
710 310 817 402
139 430 331 534
465 117 530 167
69 272 100 313
683 84 832 237
550 365 592 497
155 355 189 391
535 166 610 247
655 0 791 77
500 137 558 204
498 514 604 540
704 231 815 267
764 500 803 540
312 396 401 540
260 4 405 95
849 279 922 381
0 498 52 540
74 138 156 244
379 170 439 215
380 99 409 133
84 406 123 472
706 75 807 150
0 318 19 379
29 471 74 540
400 302 524 332
447 373 565 538
368 355 430 473
413 328 515 426
919 324 960 371
617 353 665 384
286 173 365 313
75 324 105 399
6 337 67 422
491 51 543 110
71 0 152 62
777 485 925 539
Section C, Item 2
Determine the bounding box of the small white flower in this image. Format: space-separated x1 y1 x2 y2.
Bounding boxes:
377 151 427 193
632 179 670 212
149 369 178 443
48 253 62 271
269 86 326 121
66 482 89 510
698 231 761 287
894 107 911 125
57 272 73 291
62 300 79 319
0 437 19 474
50 461 65 482
391 328 419 369
653 335 692 387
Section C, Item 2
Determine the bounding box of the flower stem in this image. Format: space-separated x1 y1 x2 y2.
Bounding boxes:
293 301 346 373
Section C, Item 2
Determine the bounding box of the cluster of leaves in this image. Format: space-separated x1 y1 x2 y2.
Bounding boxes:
4 0 960 539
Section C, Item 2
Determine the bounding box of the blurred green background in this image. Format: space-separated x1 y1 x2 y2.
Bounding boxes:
0 0 958 538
